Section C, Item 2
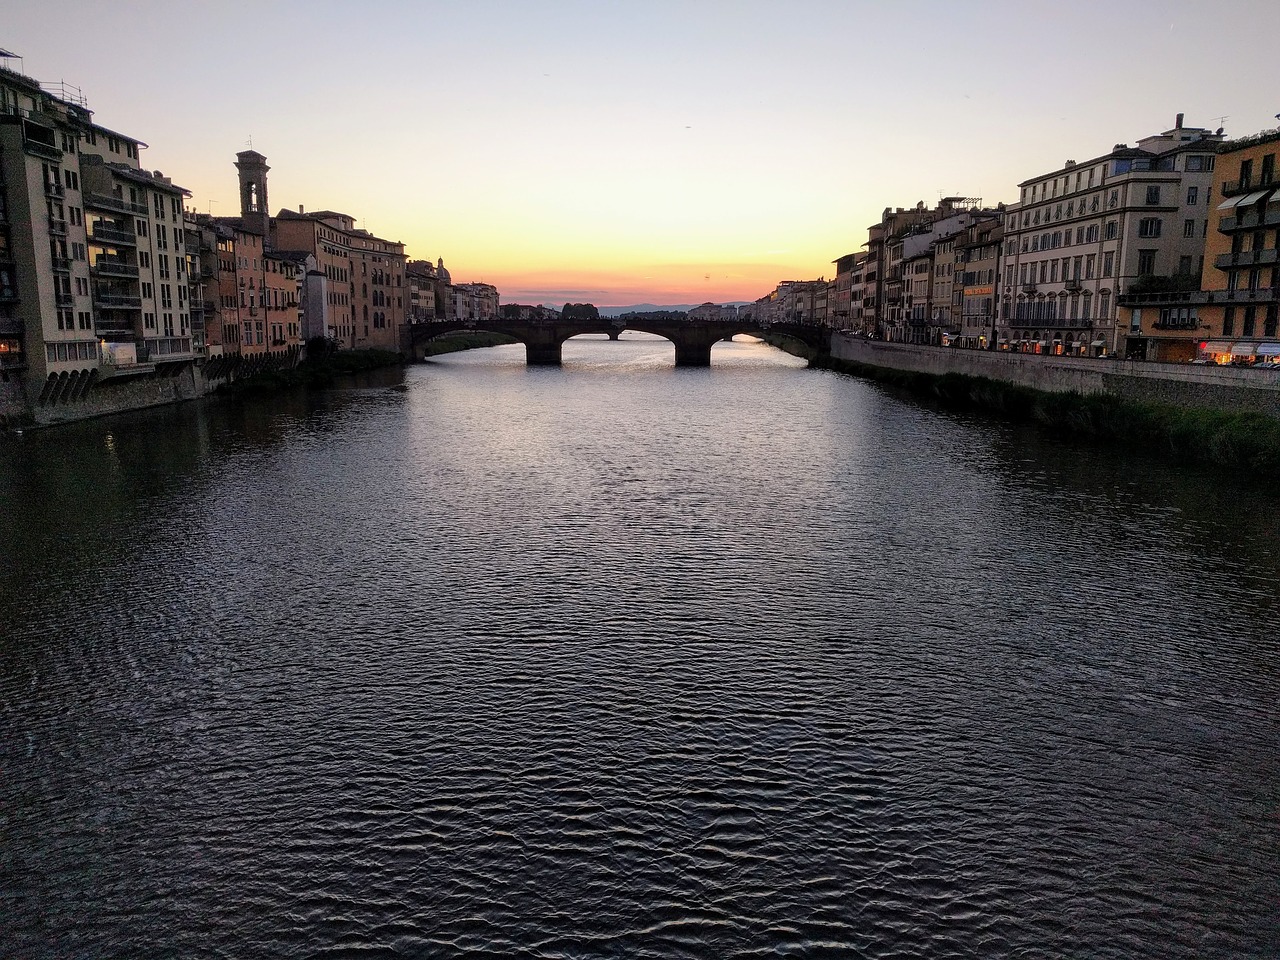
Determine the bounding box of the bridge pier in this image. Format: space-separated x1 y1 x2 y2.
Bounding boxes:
525 342 562 365
607 330 621 341
673 341 713 367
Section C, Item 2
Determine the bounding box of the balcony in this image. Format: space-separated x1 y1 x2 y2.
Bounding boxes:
1064 278 1082 291
1021 282 1038 293
93 292 143 309
23 137 62 161
47 216 68 236
145 336 194 360
92 259 139 279
51 256 71 273
1216 248 1279 270
84 192 148 216
55 291 74 307
90 222 136 246
44 179 65 199
93 318 138 340
1220 286 1279 303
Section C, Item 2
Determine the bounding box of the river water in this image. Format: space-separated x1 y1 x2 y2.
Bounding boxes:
2 335 1278 958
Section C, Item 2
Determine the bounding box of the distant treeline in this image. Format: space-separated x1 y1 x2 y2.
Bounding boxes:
561 303 601 321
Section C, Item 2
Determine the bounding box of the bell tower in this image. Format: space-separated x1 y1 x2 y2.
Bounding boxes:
234 150 270 236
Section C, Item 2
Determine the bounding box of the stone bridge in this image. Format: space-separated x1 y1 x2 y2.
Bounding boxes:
406 317 832 366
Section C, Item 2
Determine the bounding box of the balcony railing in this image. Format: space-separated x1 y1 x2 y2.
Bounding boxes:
93 293 143 309
54 291 75 307
92 259 139 278
1021 282 1038 293
1119 287 1277 306
90 222 137 246
84 192 148 216
44 180 65 198
47 216 68 236
1216 249 1280 270
145 336 194 359
1064 278 1082 291
51 256 72 272
23 137 62 161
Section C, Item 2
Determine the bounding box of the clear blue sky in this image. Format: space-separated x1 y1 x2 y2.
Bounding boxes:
5 0 1275 305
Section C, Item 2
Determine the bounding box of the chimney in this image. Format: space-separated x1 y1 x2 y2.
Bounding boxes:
1176 113 1184 129
299 204 304 214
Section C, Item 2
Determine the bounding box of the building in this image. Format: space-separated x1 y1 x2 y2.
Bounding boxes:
1120 127 1280 364
406 258 452 324
0 52 199 404
451 282 499 323
228 150 406 352
1000 115 1223 357
953 216 1003 349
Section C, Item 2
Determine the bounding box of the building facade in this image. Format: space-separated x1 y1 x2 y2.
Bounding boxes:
1000 116 1223 357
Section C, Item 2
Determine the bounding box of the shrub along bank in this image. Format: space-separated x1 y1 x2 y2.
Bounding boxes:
418 331 517 356
814 354 1280 480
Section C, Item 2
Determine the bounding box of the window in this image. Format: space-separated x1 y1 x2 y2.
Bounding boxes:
1179 256 1193 276
1138 249 1157 275
1086 255 1096 280
1186 186 1198 205
1138 218 1162 238
1183 219 1195 238
1103 252 1114 278
1240 159 1254 189
1104 221 1117 240
1243 306 1257 337
1263 154 1276 186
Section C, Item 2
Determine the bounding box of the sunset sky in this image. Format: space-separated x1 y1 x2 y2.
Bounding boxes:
6 0 1276 306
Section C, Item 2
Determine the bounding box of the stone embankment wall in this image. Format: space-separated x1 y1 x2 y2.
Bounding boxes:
829 335 1280 419
3 367 210 429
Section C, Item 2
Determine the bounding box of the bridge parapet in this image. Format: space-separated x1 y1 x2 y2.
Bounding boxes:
407 317 831 366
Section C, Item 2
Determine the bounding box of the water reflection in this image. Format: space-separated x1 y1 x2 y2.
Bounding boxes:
2 339 1278 958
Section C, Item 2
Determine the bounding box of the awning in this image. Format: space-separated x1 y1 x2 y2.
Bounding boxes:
1255 342 1280 356
1236 189 1274 208
1217 195 1246 210
1230 342 1258 357
1091 340 1105 347
1201 341 1235 353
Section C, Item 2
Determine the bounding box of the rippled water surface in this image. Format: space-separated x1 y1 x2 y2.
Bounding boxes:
2 335 1279 958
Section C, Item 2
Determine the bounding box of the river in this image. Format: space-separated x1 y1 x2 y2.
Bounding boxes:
2 334 1278 958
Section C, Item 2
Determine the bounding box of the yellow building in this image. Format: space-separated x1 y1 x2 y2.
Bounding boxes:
1120 128 1280 365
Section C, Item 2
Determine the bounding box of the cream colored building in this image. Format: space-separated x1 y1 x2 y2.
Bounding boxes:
1000 115 1223 356
0 54 194 401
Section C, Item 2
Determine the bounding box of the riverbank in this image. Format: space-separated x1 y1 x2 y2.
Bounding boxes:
418 331 518 357
815 351 1280 480
218 348 405 397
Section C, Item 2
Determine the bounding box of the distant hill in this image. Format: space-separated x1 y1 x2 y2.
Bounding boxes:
598 302 750 318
